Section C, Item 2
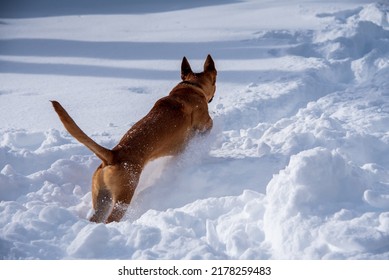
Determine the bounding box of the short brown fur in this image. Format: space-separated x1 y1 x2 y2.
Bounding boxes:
51 55 217 223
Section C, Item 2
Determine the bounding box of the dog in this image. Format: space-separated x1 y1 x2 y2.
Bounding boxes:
51 55 217 223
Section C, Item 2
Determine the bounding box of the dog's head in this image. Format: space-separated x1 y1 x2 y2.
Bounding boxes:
181 54 217 103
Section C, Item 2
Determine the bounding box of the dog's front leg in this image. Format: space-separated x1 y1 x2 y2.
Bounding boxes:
204 117 213 132
198 116 213 135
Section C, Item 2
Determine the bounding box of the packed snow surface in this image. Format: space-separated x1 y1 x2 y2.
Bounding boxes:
1 0 389 259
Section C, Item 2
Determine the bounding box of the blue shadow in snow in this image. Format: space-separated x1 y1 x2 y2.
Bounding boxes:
0 38 271 60
0 38 280 82
0 0 240 18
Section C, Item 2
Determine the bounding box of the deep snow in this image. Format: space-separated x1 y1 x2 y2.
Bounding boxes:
1 0 389 259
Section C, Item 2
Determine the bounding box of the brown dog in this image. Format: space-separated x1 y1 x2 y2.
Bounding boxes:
51 55 217 223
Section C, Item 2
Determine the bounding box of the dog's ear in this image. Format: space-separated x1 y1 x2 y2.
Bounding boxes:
181 56 193 80
204 54 216 73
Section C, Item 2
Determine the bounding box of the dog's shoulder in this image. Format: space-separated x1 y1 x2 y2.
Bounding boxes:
154 95 185 111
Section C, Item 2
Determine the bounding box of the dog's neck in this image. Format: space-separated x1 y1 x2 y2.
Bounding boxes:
179 81 213 103
180 80 202 89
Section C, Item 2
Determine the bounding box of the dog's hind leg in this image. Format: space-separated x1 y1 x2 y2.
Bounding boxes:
104 163 140 223
106 200 131 223
89 188 112 223
105 185 136 223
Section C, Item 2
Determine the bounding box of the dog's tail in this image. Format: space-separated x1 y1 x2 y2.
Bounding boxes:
51 101 114 165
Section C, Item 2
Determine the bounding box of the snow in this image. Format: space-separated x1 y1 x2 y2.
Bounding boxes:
1 0 389 259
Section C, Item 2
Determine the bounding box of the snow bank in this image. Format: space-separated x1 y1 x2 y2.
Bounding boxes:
1 0 389 259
